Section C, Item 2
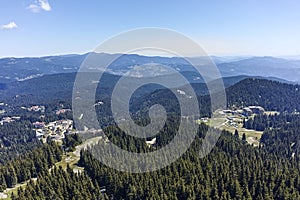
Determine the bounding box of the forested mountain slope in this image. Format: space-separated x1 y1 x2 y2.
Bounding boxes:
0 75 300 199
14 123 300 200
226 78 300 112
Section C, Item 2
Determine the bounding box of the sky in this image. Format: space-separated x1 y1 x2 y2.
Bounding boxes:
0 0 300 58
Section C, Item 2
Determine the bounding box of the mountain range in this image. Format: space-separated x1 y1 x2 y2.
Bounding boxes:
1 53 300 83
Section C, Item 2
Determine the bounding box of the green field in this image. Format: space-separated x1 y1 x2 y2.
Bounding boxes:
197 111 264 147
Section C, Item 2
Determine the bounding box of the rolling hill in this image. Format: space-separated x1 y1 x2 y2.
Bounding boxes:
1 53 300 84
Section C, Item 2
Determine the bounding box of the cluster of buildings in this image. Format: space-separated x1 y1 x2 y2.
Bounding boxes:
55 109 71 115
199 117 209 123
242 106 265 116
219 106 265 128
222 106 265 117
33 119 73 143
22 105 45 113
0 116 20 125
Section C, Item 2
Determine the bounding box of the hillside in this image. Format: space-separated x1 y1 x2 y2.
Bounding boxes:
1 53 299 83
1 73 300 199
132 78 300 120
218 56 300 81
10 123 300 199
226 78 300 112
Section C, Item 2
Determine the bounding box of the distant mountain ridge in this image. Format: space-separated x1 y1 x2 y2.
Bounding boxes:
218 56 300 81
132 77 300 118
0 71 295 107
0 53 299 83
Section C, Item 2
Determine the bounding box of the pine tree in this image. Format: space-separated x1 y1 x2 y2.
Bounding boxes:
234 129 239 138
5 165 17 188
242 133 247 143
0 173 7 192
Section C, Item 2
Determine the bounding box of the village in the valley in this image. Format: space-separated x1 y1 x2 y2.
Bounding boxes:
33 119 73 143
0 104 74 144
0 102 273 147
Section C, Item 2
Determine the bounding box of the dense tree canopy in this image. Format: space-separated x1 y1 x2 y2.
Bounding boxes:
13 122 300 199
2 78 300 199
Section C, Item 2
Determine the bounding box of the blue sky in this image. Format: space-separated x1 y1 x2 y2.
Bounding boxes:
1 0 300 57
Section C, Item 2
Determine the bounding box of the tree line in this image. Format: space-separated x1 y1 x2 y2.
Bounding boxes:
15 121 300 199
0 142 62 191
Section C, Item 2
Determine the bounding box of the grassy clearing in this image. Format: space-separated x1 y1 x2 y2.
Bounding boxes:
221 125 263 146
55 152 80 170
223 124 263 139
198 111 264 146
55 136 103 171
209 118 227 128
54 136 102 171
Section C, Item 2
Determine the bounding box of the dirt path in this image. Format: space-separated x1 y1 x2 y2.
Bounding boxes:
1 136 103 199
247 136 259 146
73 136 103 157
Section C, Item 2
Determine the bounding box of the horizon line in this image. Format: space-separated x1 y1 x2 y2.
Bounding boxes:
0 52 300 60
